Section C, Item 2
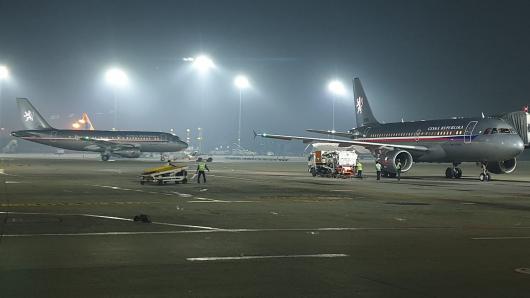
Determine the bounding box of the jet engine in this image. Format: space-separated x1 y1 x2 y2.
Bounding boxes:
113 150 141 158
486 158 517 174
379 150 414 173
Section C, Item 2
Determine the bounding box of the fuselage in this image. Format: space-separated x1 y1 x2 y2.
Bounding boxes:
11 129 188 153
351 117 524 163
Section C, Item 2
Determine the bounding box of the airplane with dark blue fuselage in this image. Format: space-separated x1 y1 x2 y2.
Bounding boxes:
257 78 526 181
11 98 188 161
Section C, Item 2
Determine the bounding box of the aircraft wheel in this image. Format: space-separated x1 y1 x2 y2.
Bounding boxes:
182 178 188 184
479 173 485 181
157 180 163 185
485 173 491 181
455 168 462 178
445 167 454 178
101 154 110 161
310 168 317 177
388 173 397 178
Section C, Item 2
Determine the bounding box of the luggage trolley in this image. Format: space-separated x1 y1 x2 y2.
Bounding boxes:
140 164 188 185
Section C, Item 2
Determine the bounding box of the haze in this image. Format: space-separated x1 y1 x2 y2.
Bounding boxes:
0 0 529 154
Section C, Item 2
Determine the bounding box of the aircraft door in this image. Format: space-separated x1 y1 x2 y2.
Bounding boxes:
464 121 478 143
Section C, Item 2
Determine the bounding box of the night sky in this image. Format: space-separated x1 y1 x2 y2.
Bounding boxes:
0 0 529 152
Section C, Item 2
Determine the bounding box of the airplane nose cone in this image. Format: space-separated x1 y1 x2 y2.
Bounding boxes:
510 135 525 155
180 140 188 150
515 138 524 153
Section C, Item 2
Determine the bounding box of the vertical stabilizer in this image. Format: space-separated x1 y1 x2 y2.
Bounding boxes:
353 78 379 127
16 98 53 130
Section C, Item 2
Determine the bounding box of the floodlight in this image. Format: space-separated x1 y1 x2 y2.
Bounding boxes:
105 68 128 87
0 65 9 80
192 55 214 72
328 80 346 96
234 75 250 89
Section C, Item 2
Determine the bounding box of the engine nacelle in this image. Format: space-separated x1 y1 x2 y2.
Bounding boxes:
113 150 141 158
379 150 414 173
486 158 517 174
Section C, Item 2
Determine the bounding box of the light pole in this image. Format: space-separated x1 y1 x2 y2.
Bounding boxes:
105 68 128 130
190 55 214 153
327 80 346 133
234 75 250 149
0 65 9 131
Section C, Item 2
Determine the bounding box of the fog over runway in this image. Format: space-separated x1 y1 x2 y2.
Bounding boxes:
0 157 529 297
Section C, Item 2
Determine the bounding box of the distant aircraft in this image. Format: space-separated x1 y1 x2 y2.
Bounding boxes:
11 98 188 161
257 78 525 181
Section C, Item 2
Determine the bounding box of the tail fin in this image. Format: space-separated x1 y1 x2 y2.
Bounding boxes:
353 78 379 127
16 98 53 130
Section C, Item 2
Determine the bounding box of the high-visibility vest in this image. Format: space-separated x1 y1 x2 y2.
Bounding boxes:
375 163 382 171
198 162 207 171
396 162 402 170
357 163 363 171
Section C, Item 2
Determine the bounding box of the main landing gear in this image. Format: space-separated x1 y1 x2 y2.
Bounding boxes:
101 153 111 161
445 163 462 179
479 162 491 182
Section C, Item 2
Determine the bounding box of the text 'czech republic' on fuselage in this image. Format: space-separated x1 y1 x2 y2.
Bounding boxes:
11 98 188 161
257 78 525 181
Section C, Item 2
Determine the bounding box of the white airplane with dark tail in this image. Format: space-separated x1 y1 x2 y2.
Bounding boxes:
11 98 188 161
256 78 526 181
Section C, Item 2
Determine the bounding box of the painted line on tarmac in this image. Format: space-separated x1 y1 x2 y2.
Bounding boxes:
187 200 255 203
0 201 161 207
209 175 256 182
186 253 349 262
0 169 17 176
0 224 456 238
472 236 530 240
92 184 252 204
0 211 221 231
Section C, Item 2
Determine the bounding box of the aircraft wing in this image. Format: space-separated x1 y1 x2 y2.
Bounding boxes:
305 129 354 138
256 132 429 152
80 137 140 151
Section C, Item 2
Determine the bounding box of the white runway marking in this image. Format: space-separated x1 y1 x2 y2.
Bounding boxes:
187 200 254 203
210 175 256 182
5 181 22 184
0 211 220 231
0 169 17 176
186 254 348 262
472 236 530 240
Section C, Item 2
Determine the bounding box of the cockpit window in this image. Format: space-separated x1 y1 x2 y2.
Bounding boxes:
499 128 511 134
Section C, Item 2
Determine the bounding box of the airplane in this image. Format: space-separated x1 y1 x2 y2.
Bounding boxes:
256 78 525 181
11 98 188 161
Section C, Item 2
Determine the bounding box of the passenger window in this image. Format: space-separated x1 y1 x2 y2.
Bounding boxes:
491 128 498 134
484 128 491 135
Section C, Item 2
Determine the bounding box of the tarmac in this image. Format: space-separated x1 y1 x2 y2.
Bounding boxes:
0 156 529 297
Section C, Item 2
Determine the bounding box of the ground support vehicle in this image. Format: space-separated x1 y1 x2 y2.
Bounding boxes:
140 164 188 185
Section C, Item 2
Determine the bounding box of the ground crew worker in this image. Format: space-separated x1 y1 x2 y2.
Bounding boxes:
356 161 363 179
375 160 382 180
396 160 402 181
196 160 210 184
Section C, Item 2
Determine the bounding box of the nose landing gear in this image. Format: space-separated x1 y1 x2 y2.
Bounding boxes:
101 153 111 161
445 163 462 178
479 162 491 182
